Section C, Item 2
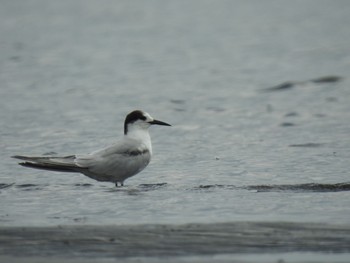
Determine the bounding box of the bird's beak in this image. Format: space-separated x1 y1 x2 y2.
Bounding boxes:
149 119 171 126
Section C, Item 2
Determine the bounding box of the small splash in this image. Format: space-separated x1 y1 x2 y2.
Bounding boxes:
262 75 343 92
16 184 39 188
0 183 14 190
74 183 93 187
280 122 295 127
326 97 338 102
170 99 186 105
289 143 324 148
310 76 342 83
9 56 21 62
206 106 226 113
43 151 58 156
174 108 186 112
194 184 238 190
246 183 350 193
284 112 299 117
73 217 88 223
264 81 296 92
138 183 168 191
15 184 48 191
193 183 350 193
105 183 168 194
313 113 327 118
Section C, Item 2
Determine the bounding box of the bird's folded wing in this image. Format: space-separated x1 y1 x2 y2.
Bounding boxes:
75 139 150 175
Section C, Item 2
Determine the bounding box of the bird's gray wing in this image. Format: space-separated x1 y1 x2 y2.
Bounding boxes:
75 138 151 177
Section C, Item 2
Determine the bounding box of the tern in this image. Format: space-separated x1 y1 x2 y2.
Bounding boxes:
12 110 171 187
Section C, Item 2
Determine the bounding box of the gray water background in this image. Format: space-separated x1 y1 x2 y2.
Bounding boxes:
1 0 350 227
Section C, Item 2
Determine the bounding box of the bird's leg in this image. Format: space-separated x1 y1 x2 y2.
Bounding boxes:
115 182 124 187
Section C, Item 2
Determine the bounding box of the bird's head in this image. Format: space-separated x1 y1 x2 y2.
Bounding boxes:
124 110 171 135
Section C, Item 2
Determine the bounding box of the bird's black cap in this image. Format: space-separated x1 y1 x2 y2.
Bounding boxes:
124 110 171 134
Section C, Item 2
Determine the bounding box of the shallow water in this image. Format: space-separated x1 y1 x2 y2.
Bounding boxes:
1 222 350 259
1 0 350 231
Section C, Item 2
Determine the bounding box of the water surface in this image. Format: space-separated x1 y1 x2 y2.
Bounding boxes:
1 0 350 234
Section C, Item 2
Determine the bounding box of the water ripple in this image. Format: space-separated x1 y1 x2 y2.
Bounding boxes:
195 182 350 193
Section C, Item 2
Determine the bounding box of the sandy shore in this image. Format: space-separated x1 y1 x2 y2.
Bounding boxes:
1 221 350 262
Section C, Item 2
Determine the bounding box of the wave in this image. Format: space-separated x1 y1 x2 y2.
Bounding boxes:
195 182 350 192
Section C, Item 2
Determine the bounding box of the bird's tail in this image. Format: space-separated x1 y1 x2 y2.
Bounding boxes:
12 155 81 173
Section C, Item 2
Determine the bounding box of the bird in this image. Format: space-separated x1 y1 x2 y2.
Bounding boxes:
12 110 171 187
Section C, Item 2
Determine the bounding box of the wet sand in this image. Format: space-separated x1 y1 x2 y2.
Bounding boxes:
1 222 350 262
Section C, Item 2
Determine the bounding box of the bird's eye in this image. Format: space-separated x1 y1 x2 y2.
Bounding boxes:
140 116 147 121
